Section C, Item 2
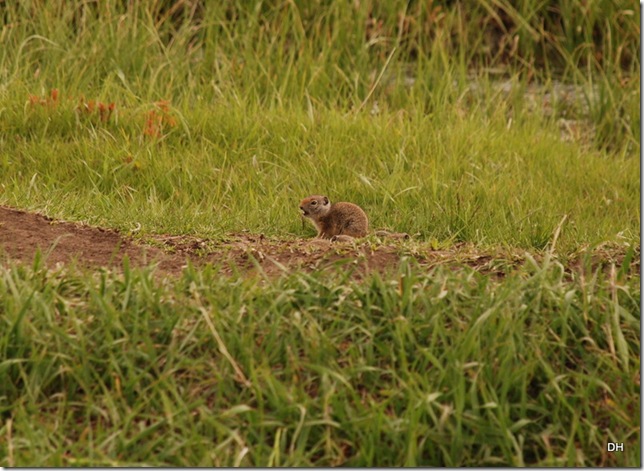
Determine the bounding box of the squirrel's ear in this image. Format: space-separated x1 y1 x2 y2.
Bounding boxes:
323 196 329 205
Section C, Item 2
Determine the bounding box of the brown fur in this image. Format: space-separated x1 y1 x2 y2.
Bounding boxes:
299 195 369 239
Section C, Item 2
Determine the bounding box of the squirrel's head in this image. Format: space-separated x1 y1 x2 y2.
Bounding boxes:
299 195 330 218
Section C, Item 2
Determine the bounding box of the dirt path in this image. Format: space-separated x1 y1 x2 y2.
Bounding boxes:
0 205 637 278
0 205 413 276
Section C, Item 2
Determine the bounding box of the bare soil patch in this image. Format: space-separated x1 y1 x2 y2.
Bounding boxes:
0 205 638 278
0 205 186 273
0 206 420 276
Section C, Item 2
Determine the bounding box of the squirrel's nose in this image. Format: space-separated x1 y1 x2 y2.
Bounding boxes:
299 206 304 211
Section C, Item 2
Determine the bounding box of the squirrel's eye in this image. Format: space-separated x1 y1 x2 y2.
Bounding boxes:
311 201 317 205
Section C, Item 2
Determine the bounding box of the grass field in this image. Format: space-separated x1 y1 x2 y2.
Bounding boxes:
0 0 640 466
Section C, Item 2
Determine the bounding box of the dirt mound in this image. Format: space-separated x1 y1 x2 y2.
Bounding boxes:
0 205 413 276
1 205 637 278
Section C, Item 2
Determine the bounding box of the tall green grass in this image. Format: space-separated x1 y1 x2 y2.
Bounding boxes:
0 256 639 466
1 1 639 147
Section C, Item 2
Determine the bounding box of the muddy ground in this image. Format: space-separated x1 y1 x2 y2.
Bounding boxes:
0 205 638 278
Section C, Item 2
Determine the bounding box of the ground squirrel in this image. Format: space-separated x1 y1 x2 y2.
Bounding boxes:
299 195 369 241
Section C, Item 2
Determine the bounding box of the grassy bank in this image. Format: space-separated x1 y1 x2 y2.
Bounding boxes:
0 257 639 466
0 95 640 251
0 2 639 251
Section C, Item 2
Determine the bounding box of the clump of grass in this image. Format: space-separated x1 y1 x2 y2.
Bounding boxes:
0 256 639 466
